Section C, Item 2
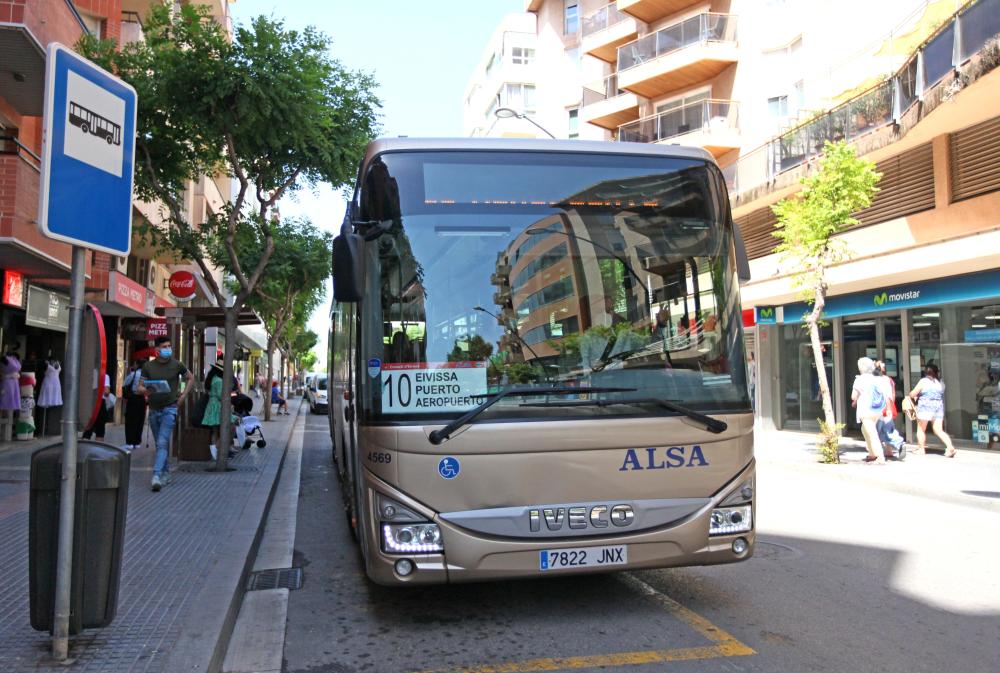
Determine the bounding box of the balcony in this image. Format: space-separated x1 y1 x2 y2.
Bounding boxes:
617 14 738 99
581 74 640 130
618 99 740 158
0 0 87 116
121 11 144 45
617 0 703 24
582 2 641 63
0 136 78 276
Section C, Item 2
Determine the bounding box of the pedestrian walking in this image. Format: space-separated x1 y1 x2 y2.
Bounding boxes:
122 361 147 449
851 357 887 464
139 336 195 491
908 363 958 458
747 351 757 412
201 362 226 460
873 360 906 460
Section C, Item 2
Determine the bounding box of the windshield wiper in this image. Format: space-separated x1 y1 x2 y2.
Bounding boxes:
519 397 728 434
427 386 636 445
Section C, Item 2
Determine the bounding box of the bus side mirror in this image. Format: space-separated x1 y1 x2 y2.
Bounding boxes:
731 219 751 284
332 233 364 302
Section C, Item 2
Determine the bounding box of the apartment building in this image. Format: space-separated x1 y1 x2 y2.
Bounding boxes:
465 9 604 139
0 0 252 437
524 0 1000 449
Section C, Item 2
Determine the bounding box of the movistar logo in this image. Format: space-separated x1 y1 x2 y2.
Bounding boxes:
874 290 920 307
759 307 774 318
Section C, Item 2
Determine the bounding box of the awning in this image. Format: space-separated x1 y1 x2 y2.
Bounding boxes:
154 306 260 327
0 24 46 116
238 325 268 350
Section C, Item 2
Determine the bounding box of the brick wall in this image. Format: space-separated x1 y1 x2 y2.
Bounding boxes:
72 0 122 42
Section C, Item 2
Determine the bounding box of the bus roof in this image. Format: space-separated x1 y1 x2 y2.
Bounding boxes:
361 137 716 175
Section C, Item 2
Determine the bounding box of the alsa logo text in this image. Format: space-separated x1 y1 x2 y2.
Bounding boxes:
619 446 709 471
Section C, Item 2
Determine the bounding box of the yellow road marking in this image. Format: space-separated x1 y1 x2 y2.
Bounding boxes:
416 573 755 673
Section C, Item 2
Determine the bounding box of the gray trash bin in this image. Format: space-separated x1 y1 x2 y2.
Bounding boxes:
29 441 130 634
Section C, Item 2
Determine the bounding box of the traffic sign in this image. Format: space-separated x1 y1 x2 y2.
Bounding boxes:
38 43 137 256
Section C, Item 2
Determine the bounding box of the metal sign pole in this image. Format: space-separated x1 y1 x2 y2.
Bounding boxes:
52 245 86 660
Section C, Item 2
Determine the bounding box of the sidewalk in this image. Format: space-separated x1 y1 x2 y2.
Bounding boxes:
756 428 1000 512
0 397 305 673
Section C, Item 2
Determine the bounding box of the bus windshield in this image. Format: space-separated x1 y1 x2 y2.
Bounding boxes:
358 150 749 422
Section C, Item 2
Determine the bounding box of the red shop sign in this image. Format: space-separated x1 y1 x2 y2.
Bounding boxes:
168 271 197 302
3 270 24 307
147 318 168 339
111 272 147 314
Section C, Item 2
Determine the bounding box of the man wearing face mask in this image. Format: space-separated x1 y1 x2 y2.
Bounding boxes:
139 336 195 491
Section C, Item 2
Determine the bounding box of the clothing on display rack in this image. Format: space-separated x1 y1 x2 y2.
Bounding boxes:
0 354 22 412
37 360 63 408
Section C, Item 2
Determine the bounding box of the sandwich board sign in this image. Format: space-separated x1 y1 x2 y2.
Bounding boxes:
38 43 137 255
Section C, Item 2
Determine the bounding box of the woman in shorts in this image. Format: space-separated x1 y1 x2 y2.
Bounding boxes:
908 363 957 457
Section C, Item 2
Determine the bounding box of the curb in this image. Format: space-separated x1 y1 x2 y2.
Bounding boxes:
160 399 306 673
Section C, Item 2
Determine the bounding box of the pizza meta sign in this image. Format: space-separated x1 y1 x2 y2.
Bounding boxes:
168 271 197 302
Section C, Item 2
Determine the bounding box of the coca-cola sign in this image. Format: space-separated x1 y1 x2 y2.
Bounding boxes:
168 271 197 301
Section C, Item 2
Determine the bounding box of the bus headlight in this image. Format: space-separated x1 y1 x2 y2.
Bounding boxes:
709 506 752 536
382 523 444 553
720 477 753 506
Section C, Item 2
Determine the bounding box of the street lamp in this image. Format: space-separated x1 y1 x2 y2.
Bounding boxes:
494 106 557 139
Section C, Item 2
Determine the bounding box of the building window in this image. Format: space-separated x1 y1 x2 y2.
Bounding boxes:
564 1 580 35
512 47 535 65
501 83 537 114
793 80 805 112
568 108 579 139
768 95 788 118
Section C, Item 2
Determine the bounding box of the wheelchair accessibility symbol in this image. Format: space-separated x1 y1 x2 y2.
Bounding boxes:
438 456 460 480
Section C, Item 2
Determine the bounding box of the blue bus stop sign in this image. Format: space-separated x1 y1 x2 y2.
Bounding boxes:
38 43 137 256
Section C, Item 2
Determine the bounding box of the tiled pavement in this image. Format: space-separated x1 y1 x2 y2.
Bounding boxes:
0 398 302 673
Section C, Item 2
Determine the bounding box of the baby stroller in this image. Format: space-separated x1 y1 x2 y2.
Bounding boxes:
232 393 266 450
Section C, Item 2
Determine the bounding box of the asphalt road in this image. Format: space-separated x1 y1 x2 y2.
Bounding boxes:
283 412 998 673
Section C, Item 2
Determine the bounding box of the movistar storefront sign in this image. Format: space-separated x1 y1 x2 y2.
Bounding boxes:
781 269 1000 323
756 306 777 324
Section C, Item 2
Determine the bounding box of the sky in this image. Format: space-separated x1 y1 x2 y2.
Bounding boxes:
229 1 525 368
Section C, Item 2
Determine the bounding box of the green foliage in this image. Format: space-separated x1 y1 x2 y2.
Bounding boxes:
447 335 493 363
300 351 319 372
772 141 881 303
78 2 379 300
817 420 844 464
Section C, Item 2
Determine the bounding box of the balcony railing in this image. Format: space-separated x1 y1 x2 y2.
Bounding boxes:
617 99 738 144
729 0 1000 195
582 2 628 37
617 13 736 71
582 73 625 106
1 135 41 172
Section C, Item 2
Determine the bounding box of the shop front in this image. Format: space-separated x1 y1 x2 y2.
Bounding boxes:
767 268 1000 450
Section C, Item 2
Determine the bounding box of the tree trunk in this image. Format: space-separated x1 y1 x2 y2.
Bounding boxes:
215 308 239 471
264 338 276 422
806 281 839 463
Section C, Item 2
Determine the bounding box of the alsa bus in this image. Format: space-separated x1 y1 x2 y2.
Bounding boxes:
329 138 754 585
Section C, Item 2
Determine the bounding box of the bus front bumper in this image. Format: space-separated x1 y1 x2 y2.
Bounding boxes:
359 465 755 586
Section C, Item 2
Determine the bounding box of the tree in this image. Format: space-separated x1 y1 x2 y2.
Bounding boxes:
80 4 378 468
772 141 881 463
300 351 319 373
239 218 330 420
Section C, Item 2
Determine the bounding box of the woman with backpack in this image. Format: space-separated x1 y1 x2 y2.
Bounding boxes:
908 363 958 457
851 357 887 464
